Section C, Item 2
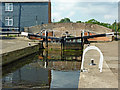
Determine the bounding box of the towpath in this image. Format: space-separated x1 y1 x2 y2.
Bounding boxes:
78 41 118 88
0 36 38 54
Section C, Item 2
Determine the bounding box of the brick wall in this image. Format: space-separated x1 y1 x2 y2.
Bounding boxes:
25 23 113 41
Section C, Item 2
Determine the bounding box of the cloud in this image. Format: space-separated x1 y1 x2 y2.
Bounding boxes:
52 12 62 22
52 0 119 2
67 11 75 18
104 14 118 24
51 1 118 24
104 15 117 20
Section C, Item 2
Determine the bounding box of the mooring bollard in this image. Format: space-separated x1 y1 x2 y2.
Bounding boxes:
89 59 96 66
28 42 31 46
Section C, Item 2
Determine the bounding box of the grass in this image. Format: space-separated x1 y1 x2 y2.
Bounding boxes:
8 35 17 37
44 48 83 52
64 49 82 52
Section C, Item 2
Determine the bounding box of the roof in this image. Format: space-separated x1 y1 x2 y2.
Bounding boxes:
0 0 50 2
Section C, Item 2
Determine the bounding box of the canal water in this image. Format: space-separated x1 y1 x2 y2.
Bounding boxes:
2 49 82 89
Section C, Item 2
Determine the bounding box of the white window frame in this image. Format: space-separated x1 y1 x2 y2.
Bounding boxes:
5 3 13 11
5 17 13 26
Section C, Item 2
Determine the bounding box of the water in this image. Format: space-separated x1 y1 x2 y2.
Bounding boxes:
2 49 82 89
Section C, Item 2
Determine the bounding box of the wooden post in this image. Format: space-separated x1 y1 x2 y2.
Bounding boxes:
42 41 44 49
61 38 63 50
45 30 48 48
48 69 51 89
44 49 48 68
81 32 84 61
61 38 64 60
63 37 66 51
39 41 44 49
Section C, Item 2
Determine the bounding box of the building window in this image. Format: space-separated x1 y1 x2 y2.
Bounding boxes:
5 3 13 11
5 17 13 26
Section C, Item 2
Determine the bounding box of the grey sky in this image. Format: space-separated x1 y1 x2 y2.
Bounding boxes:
52 0 118 24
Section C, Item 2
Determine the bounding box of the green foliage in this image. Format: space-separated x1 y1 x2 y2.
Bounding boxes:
57 18 120 34
76 21 82 23
58 18 72 23
110 21 120 32
86 19 100 24
8 35 17 37
85 19 111 29
117 22 120 35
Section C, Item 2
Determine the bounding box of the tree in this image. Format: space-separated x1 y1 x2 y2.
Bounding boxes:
85 19 113 29
117 22 120 35
76 21 82 23
86 19 100 24
56 18 118 31
58 18 71 23
117 22 120 30
111 21 117 31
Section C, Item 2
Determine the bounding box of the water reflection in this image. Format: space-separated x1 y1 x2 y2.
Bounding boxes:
51 70 80 88
2 49 82 89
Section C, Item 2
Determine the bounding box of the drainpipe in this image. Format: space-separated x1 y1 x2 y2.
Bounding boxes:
18 3 21 33
48 0 51 23
36 16 38 25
